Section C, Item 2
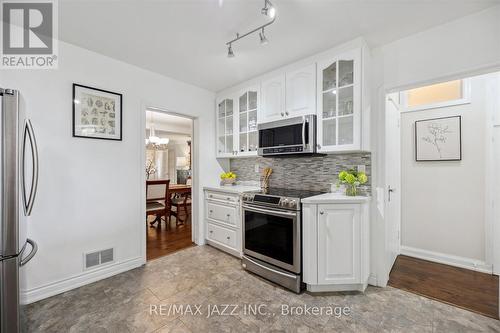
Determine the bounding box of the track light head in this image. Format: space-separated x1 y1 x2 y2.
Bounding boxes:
259 29 268 45
227 44 235 58
261 0 276 18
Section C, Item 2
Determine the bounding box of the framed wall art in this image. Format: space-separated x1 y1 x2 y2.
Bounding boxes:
73 84 122 141
415 115 462 162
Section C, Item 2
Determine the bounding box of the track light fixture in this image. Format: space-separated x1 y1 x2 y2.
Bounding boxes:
259 28 268 45
225 0 276 57
227 44 235 58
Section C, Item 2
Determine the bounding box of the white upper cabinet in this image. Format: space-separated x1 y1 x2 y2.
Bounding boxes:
260 74 286 123
260 64 316 124
216 39 370 158
216 95 237 158
236 86 259 156
317 48 362 152
286 64 316 118
217 87 259 158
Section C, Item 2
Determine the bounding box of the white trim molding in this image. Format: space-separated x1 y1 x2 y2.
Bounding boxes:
400 246 492 274
399 78 471 113
21 257 144 304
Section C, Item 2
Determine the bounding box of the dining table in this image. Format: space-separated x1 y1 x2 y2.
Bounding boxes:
146 181 191 202
168 184 191 196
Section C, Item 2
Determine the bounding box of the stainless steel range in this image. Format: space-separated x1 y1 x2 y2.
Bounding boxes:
241 188 323 293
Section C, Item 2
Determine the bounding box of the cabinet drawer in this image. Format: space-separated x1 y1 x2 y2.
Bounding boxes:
207 223 237 249
205 191 239 204
206 202 238 226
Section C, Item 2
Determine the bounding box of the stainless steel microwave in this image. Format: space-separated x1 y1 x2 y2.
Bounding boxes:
257 114 317 157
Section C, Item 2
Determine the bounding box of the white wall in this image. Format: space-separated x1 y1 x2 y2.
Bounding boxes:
370 5 500 285
0 41 221 303
2 3 500 303
400 75 495 264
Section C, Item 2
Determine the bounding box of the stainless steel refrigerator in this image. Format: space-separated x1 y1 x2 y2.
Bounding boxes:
0 89 39 333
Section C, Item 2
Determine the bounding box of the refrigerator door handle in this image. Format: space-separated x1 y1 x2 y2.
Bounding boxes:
20 238 38 266
22 119 39 216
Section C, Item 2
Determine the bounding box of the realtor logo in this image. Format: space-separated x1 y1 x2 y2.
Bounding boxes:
1 0 58 69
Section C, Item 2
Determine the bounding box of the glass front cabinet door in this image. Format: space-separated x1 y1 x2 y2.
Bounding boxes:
236 86 259 156
317 49 361 152
217 96 237 157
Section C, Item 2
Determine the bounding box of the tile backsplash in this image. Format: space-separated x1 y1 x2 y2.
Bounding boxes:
230 153 371 194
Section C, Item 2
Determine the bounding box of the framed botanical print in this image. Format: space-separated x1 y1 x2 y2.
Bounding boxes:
72 84 122 141
415 115 462 161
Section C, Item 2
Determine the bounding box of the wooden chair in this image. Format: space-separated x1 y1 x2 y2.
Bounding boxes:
170 192 191 226
146 179 171 228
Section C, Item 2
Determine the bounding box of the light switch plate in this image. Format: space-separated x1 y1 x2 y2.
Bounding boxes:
357 165 366 173
254 164 259 173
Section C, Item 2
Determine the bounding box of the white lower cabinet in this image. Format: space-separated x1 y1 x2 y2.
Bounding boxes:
207 223 237 249
303 201 369 292
204 190 242 257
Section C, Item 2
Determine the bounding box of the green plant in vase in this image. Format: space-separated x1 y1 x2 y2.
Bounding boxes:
338 169 368 196
220 171 237 186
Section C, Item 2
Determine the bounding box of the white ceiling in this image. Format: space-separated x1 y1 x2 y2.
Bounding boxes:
59 0 498 92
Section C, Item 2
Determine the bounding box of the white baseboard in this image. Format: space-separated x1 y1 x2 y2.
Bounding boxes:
21 257 145 304
400 246 492 274
368 274 380 287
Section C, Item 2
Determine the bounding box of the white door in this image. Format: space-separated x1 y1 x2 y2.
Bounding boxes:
493 125 500 275
216 96 237 158
385 92 401 273
317 204 361 284
260 75 285 123
286 64 316 117
317 48 361 152
236 86 259 157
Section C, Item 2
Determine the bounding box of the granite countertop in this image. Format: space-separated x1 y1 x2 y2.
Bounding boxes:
301 192 371 204
203 185 261 194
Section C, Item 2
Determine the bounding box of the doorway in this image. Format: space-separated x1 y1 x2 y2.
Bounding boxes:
384 72 500 318
145 109 194 260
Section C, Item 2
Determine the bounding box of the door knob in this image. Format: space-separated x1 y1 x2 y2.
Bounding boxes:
320 211 324 215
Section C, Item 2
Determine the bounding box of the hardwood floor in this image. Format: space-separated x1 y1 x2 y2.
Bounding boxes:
146 215 194 261
388 255 499 319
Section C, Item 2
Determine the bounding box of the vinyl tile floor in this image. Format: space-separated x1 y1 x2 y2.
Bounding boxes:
27 245 500 332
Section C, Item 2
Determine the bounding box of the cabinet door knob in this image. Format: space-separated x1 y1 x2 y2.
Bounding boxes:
226 236 230 240
317 144 321 149
227 214 231 217
209 230 213 233
209 210 213 213
320 211 324 215
285 111 289 116
280 112 284 117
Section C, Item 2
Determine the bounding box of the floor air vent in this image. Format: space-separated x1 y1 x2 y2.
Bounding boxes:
85 248 114 269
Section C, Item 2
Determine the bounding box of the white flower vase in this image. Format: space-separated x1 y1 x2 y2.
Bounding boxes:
221 178 236 186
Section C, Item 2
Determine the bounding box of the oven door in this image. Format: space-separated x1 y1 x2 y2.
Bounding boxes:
258 115 316 156
242 204 301 273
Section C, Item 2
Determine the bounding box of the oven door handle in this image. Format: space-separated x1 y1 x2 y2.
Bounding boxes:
244 256 298 280
302 116 306 147
243 205 298 218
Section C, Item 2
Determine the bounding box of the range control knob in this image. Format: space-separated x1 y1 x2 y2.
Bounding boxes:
281 199 289 207
288 200 297 208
